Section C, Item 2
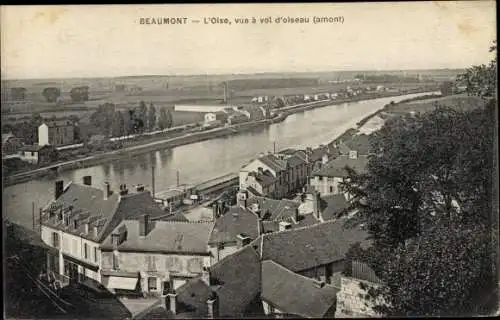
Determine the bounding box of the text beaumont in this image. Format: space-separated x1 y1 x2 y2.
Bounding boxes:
139 17 188 25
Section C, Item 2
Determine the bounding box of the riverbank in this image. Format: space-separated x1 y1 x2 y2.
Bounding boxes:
3 89 434 187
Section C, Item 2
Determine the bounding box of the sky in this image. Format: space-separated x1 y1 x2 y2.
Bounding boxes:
1 2 496 80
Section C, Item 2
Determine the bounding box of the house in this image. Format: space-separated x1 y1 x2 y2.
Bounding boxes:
261 260 338 318
38 120 75 147
241 106 266 121
239 151 309 199
207 189 322 264
134 217 369 319
335 134 372 156
255 217 370 287
227 112 249 125
204 111 228 124
18 144 57 165
40 177 167 289
99 218 215 296
335 260 385 318
135 244 264 319
310 154 369 197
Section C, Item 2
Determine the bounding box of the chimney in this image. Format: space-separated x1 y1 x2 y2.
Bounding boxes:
237 190 248 208
93 226 99 238
294 208 300 222
84 223 89 234
82 175 92 186
212 202 219 219
139 214 150 237
119 184 129 196
313 280 326 288
279 221 292 232
103 182 111 200
207 291 219 319
201 266 212 286
167 292 178 315
136 184 145 192
55 180 64 200
236 234 251 248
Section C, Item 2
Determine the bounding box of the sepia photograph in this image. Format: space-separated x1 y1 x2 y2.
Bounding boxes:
1 2 498 319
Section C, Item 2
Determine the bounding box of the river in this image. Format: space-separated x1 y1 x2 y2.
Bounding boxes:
3 92 433 228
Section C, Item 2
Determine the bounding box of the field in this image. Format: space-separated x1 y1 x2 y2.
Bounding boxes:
1 69 462 127
385 94 488 114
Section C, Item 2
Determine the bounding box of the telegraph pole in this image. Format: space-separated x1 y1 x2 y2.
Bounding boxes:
273 141 276 154
176 170 180 187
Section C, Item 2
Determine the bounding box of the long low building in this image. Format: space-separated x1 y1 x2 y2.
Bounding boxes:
174 105 238 113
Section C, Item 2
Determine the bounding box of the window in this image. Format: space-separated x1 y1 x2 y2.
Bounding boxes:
84 243 89 259
94 247 98 263
330 186 334 193
52 232 60 248
148 277 157 291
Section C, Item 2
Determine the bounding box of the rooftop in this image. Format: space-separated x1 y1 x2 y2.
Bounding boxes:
208 206 258 245
41 182 166 242
312 154 369 178
246 196 300 221
256 218 370 272
261 260 339 318
101 220 214 254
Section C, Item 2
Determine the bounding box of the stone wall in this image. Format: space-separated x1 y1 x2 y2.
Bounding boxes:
335 276 384 318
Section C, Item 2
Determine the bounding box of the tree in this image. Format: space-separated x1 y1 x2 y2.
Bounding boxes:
158 107 173 130
148 103 157 131
11 87 27 100
90 103 116 136
70 86 89 102
439 81 454 96
123 109 132 135
457 40 497 98
42 87 61 103
375 222 491 317
276 97 286 109
137 101 148 133
111 111 125 137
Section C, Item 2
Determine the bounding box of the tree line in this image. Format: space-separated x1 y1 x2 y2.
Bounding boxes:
339 41 497 317
89 101 173 137
8 86 90 103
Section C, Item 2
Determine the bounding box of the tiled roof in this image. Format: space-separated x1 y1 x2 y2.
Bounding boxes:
338 134 371 155
210 245 262 317
312 155 369 178
320 194 350 221
286 154 307 167
258 154 287 172
257 218 370 272
261 260 339 318
163 245 262 318
101 220 214 254
246 196 300 221
41 183 168 243
248 170 277 187
208 206 258 245
309 145 338 163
